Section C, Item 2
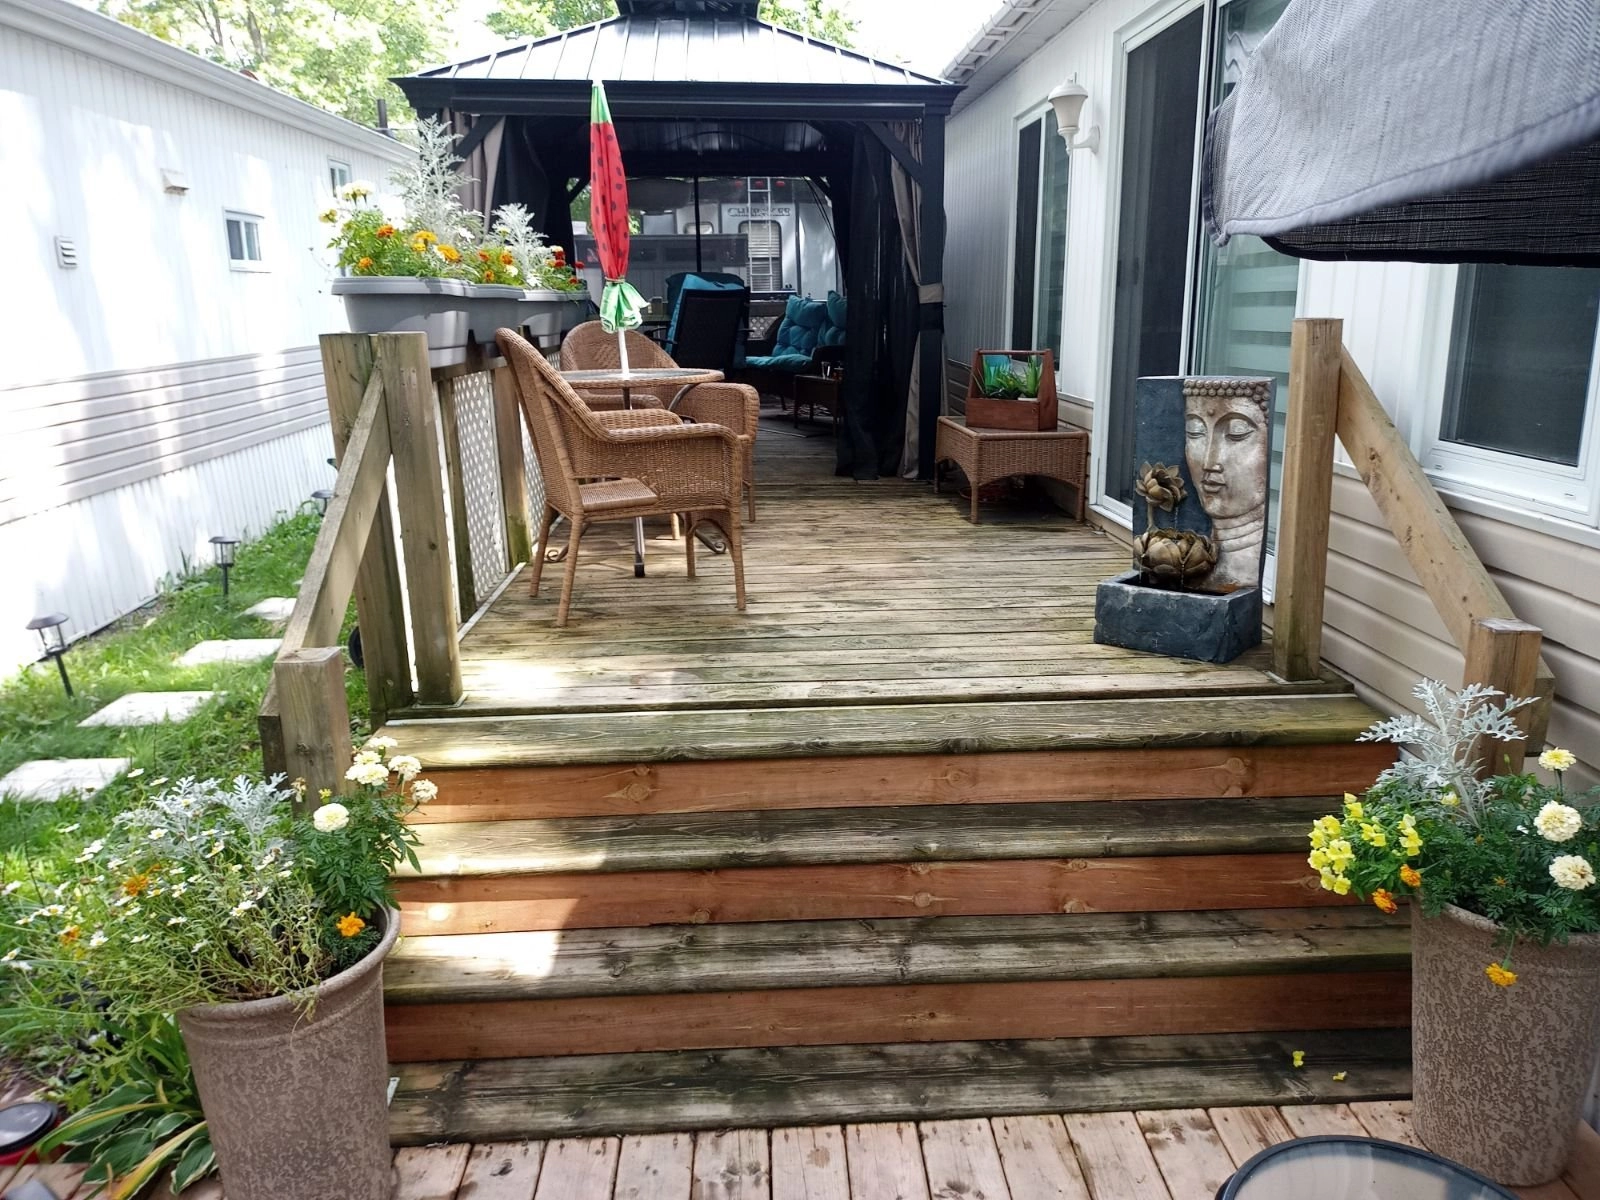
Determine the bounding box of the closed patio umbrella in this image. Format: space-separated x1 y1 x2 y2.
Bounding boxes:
589 80 648 370
1203 0 1600 265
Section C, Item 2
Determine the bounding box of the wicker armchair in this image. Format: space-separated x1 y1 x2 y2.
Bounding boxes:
560 321 761 520
498 329 747 627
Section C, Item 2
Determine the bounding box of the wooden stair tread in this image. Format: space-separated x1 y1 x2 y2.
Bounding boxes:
401 796 1336 878
382 694 1380 769
388 1028 1413 1143
384 907 1409 1004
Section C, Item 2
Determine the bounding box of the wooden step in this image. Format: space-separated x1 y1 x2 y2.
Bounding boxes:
382 693 1382 769
409 742 1396 824
382 908 1410 1061
388 1028 1413 1143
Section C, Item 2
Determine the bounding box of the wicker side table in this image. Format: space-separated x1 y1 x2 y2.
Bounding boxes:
934 416 1089 524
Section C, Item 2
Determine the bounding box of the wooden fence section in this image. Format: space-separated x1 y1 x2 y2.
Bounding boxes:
1275 317 1555 769
259 332 537 796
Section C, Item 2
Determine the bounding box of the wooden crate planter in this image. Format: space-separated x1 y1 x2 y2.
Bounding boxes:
966 350 1058 431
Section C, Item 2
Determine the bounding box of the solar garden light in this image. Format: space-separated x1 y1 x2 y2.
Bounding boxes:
26 613 73 698
210 534 240 597
312 488 335 515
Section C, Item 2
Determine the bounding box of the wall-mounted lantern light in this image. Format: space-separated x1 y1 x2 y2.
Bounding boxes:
210 535 240 597
27 613 73 697
1048 77 1101 153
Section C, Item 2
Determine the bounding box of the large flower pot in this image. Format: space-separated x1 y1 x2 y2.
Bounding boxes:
466 283 529 345
521 290 590 337
333 277 470 354
176 909 401 1200
1411 903 1600 1185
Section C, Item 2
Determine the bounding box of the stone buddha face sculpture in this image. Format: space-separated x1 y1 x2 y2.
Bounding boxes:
1183 378 1273 589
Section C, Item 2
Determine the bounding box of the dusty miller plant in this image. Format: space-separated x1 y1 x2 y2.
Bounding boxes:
492 203 558 286
394 117 482 246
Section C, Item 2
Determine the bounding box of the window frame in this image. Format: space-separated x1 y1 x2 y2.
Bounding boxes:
328 159 352 195
224 210 267 272
1415 264 1600 525
1003 105 1073 356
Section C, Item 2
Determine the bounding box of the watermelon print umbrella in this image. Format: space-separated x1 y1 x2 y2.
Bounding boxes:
588 80 647 371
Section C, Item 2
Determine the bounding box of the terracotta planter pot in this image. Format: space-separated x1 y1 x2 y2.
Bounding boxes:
1411 903 1600 1185
177 910 400 1200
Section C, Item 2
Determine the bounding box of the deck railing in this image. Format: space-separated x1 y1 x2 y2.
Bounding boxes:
1275 317 1555 771
258 332 538 798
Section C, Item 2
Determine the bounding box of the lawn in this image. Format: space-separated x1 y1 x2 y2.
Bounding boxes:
0 511 366 883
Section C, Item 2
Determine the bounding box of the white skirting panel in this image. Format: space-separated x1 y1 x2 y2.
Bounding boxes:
1 422 335 677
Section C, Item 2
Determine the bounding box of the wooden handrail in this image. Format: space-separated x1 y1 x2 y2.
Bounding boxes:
1275 317 1554 769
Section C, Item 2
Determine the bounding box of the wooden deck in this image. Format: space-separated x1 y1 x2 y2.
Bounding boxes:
413 416 1341 720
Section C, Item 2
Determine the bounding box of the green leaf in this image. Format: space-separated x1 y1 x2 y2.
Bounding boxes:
112 1121 207 1200
171 1128 216 1191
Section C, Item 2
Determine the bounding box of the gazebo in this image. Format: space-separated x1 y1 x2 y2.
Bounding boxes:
395 0 962 479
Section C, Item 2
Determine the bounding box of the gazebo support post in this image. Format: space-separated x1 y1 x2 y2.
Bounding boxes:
916 112 947 480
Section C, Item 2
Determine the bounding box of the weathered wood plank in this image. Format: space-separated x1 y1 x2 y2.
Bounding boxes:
1463 617 1542 774
383 909 1409 1004
388 1031 1413 1145
383 971 1411 1061
845 1123 931 1200
613 1132 694 1200
1346 1099 1418 1145
918 1119 1011 1200
456 1141 545 1200
379 695 1381 769
408 743 1394 825
274 646 354 801
492 364 533 567
1205 1107 1294 1167
1136 1110 1237 1200
531 1138 619 1200
1062 1112 1170 1200
400 797 1335 879
691 1128 769 1199
394 1144 472 1200
1275 1103 1367 1138
394 852 1348 936
771 1126 850 1200
990 1115 1091 1200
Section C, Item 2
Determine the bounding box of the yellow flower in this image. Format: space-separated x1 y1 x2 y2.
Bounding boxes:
438 245 462 264
1316 815 1344 839
1342 794 1365 820
1307 848 1331 870
1371 888 1398 915
1309 826 1329 850
1332 1071 1347 1082
1438 791 1460 807
1539 748 1577 773
319 788 332 801
1332 875 1352 896
409 231 437 253
1485 963 1517 987
1319 868 1339 891
1360 822 1388 848
1291 1050 1305 1068
318 207 339 224
376 224 396 239
1400 829 1424 857
121 872 152 897
356 256 374 271
1399 813 1417 831
1325 839 1356 872
335 913 366 939
59 925 81 944
1399 864 1422 889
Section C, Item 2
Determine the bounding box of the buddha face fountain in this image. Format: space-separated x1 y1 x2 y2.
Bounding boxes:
1182 377 1273 589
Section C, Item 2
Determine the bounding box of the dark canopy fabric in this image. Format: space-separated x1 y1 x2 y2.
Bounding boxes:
1204 0 1600 265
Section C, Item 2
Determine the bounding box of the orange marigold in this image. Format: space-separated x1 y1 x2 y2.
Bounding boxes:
122 872 152 897
58 925 80 944
481 267 495 282
1399 864 1422 889
1485 962 1517 987
356 256 374 271
376 224 396 238
500 251 514 265
1371 888 1398 915
335 913 366 939
477 249 492 262
438 245 462 264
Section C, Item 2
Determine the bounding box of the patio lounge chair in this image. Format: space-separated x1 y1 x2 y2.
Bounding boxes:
734 291 846 404
498 328 747 627
560 321 761 520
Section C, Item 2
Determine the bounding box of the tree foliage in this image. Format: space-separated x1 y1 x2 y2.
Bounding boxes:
484 0 856 45
98 0 454 126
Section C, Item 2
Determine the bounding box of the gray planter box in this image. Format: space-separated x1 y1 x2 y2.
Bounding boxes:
332 276 470 353
466 283 528 345
1093 570 1262 664
521 290 590 338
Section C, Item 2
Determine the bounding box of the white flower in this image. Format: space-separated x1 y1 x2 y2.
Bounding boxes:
345 761 389 787
231 899 256 915
389 755 422 781
410 779 438 803
1535 802 1584 843
1 948 18 961
313 802 350 833
73 839 105 864
127 768 144 778
57 823 80 834
148 829 168 841
205 840 226 858
167 916 187 926
1550 855 1596 891
192 939 208 952
339 180 374 201
87 930 107 948
364 736 398 752
354 749 383 766
150 777 168 787
38 904 64 918
129 934 149 944
106 858 124 870
170 883 187 897
1540 748 1578 773
6 958 31 973
2 881 21 896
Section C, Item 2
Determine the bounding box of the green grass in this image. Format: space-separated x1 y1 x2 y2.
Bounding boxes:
0 511 367 878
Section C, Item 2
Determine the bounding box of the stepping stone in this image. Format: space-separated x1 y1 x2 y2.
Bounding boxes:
78 691 216 728
0 758 130 802
245 597 297 623
178 638 281 667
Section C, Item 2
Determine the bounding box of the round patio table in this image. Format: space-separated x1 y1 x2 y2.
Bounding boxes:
1217 1136 1518 1200
558 367 725 576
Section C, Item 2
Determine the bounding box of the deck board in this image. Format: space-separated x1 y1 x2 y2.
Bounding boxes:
420 420 1343 723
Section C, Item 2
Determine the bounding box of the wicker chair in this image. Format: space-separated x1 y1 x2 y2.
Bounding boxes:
498 329 747 627
560 321 761 521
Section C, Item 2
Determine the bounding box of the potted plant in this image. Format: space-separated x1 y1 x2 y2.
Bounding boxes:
1307 681 1600 1186
965 350 1058 430
2 739 438 1199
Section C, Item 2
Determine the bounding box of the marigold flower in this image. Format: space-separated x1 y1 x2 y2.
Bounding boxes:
438 245 462 264
410 779 438 803
1399 864 1422 889
1371 888 1398 915
390 754 422 781
1550 854 1595 891
356 256 374 272
1535 801 1582 843
346 760 388 787
366 736 399 752
1539 747 1577 773
376 224 396 239
122 872 152 897
1485 963 1517 987
313 802 350 833
500 251 514 266
354 749 382 766
478 249 492 262
336 913 366 939
482 267 495 281
58 925 80 944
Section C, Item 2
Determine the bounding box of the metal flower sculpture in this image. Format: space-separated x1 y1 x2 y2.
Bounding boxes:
1133 461 1217 590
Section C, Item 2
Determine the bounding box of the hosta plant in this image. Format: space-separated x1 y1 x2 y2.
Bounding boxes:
1309 681 1599 983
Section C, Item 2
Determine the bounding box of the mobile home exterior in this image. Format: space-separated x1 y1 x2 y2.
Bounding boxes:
942 0 1600 789
0 0 410 676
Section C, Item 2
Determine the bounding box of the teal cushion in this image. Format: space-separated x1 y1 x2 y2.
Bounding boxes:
745 352 815 373
667 273 748 360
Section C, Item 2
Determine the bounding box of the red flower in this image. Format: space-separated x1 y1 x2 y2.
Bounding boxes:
574 260 586 269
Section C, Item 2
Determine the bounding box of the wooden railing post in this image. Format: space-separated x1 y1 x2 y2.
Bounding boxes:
376 332 463 706
321 333 412 723
1272 317 1343 681
493 364 533 566
274 647 354 803
1464 616 1543 776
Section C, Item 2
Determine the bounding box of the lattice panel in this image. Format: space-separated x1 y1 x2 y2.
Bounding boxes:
449 371 509 607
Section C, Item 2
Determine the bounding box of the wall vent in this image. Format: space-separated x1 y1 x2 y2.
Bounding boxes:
54 236 79 268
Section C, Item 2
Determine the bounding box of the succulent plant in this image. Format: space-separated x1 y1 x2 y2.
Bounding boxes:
1134 528 1218 589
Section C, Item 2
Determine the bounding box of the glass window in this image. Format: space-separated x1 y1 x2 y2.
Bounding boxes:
225 212 265 269
1010 118 1042 346
1009 113 1070 358
328 160 352 194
